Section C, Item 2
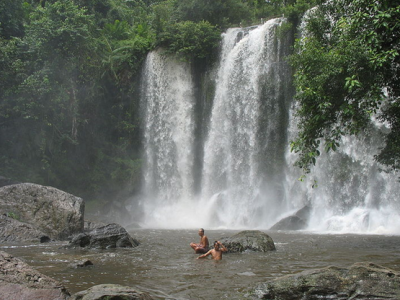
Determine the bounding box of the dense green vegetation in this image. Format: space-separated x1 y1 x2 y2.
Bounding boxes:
0 0 315 205
290 0 400 174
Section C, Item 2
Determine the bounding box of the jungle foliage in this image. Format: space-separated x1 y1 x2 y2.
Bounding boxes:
290 0 400 174
0 0 317 203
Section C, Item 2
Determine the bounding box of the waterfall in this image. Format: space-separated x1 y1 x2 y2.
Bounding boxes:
140 50 197 227
138 18 400 233
285 112 400 234
201 18 292 228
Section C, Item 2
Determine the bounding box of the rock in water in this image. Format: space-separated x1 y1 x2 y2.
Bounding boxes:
269 205 311 230
0 183 84 240
0 214 50 243
269 215 307 231
70 284 154 300
66 223 140 249
249 262 400 299
68 259 94 269
220 230 276 253
0 251 70 300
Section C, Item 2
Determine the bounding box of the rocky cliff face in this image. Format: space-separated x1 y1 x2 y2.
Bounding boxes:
0 183 84 240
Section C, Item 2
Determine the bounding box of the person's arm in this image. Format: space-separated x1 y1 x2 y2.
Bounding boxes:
218 241 227 252
197 250 212 259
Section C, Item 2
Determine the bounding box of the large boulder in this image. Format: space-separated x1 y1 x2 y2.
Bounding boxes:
270 205 311 230
0 214 50 243
249 262 400 300
66 223 140 249
70 284 154 300
0 251 70 300
0 183 84 240
220 230 276 253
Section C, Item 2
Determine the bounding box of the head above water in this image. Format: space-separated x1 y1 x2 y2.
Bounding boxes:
214 241 220 249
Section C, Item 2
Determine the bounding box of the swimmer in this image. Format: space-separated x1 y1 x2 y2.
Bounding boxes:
197 241 227 260
190 228 209 254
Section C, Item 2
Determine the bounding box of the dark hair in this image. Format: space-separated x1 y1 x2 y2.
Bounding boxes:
199 228 204 232
214 241 219 246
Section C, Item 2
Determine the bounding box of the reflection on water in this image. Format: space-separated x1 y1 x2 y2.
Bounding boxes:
2 230 400 299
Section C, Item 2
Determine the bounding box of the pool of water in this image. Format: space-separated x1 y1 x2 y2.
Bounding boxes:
2 229 400 299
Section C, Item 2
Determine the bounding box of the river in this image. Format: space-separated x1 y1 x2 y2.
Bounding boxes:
2 229 400 299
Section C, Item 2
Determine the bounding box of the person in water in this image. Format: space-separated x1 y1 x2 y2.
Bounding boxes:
197 240 227 260
190 228 209 254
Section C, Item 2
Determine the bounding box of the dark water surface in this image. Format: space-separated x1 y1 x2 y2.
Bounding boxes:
2 229 400 299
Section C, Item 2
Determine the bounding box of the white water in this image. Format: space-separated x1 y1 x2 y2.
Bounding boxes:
138 19 400 233
140 50 196 227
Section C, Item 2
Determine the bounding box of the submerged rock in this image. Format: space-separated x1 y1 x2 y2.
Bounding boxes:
220 230 276 253
0 250 70 300
70 284 154 300
69 259 94 269
0 183 84 240
249 262 400 300
66 223 140 249
270 205 311 230
0 214 51 243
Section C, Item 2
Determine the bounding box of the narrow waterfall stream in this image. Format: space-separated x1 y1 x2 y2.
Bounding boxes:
140 50 197 227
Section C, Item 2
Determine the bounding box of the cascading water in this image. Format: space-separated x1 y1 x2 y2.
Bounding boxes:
285 107 400 234
282 9 400 234
201 18 293 228
138 18 400 233
140 50 197 227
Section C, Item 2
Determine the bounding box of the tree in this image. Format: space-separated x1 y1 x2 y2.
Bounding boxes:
174 0 251 28
158 20 221 60
290 0 400 173
0 0 25 38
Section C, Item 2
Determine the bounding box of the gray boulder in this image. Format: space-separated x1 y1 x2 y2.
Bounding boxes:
0 214 51 243
269 215 307 230
84 220 107 232
70 284 154 300
0 183 84 240
249 262 400 300
220 230 276 253
270 205 311 230
66 223 140 249
0 250 70 300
